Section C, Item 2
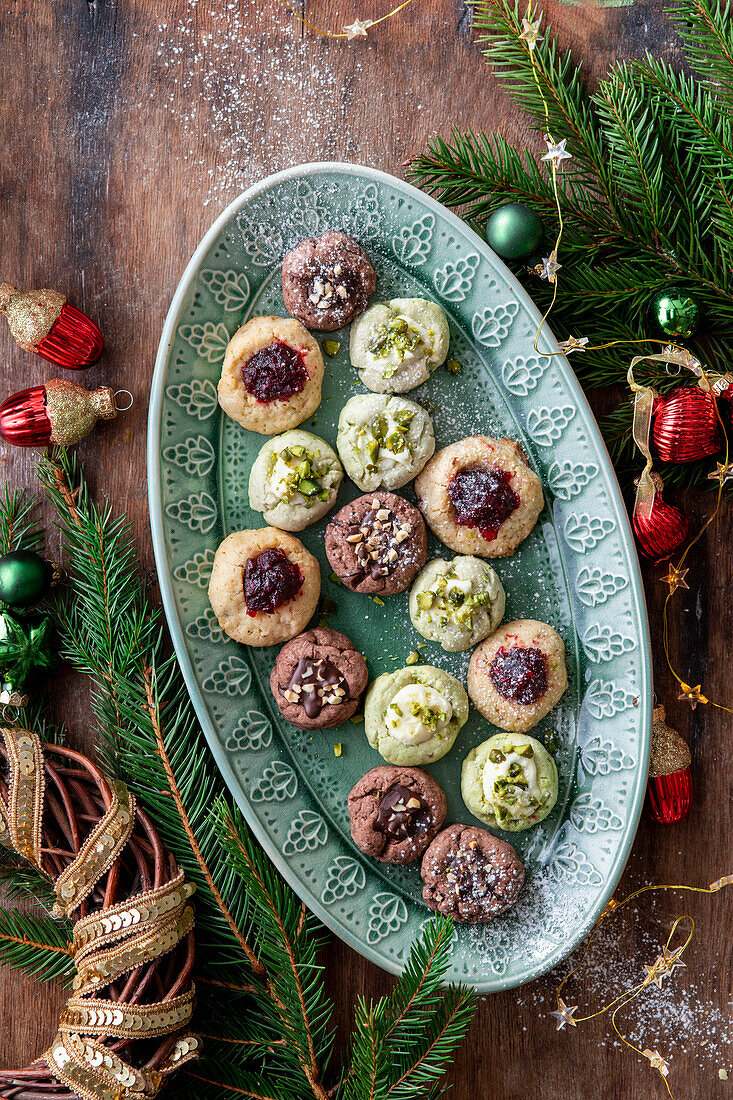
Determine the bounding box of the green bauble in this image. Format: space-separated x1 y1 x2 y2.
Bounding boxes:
485 203 544 262
649 286 701 339
0 551 53 608
0 610 56 706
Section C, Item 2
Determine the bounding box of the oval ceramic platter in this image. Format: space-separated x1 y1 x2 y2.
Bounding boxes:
148 163 651 992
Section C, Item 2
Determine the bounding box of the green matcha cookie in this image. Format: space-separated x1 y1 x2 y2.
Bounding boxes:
336 394 435 492
461 733 558 832
364 664 469 765
350 298 450 394
248 429 343 531
409 556 506 652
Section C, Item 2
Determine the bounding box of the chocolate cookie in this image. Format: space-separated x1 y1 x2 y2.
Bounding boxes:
281 230 377 331
270 627 368 730
348 765 447 865
325 492 427 595
420 824 525 922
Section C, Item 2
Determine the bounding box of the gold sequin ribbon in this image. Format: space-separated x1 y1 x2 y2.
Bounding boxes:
1 726 45 866
52 780 136 919
0 731 199 1097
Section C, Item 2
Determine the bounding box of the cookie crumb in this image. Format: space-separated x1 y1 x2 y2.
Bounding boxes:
719 1069 729 1080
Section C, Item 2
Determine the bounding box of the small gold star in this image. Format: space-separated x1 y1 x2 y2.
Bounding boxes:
559 335 589 355
539 251 562 283
541 137 572 167
343 17 372 39
708 462 733 487
710 874 733 891
643 947 686 988
642 1049 670 1077
519 15 543 50
677 682 707 709
661 564 689 595
549 996 579 1030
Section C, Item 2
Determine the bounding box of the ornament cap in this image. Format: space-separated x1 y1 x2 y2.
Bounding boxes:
91 387 118 421
649 704 692 777
0 284 65 352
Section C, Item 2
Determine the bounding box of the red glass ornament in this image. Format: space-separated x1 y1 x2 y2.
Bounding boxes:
652 387 721 463
0 386 52 446
646 768 693 825
633 494 689 561
36 302 103 369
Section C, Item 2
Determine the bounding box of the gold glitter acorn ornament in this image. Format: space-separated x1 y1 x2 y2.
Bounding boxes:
0 281 103 368
646 704 692 825
0 380 123 447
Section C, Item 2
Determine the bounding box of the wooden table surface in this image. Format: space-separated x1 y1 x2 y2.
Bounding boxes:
1 2 731 1096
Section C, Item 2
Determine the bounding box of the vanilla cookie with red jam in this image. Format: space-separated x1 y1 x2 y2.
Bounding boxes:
208 527 320 646
217 316 324 435
420 824 525 922
348 765 447 865
325 491 427 596
281 230 377 331
414 436 544 558
270 627 368 730
467 619 568 732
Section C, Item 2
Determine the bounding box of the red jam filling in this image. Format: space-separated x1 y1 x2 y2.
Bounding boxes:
490 645 548 705
241 340 308 403
447 465 520 541
244 548 303 615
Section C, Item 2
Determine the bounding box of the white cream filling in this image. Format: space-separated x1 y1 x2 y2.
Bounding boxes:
385 683 453 745
482 750 541 821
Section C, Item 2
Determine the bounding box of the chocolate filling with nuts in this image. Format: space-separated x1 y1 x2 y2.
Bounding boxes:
375 783 432 840
281 656 346 719
307 264 361 315
442 842 491 900
343 499 413 581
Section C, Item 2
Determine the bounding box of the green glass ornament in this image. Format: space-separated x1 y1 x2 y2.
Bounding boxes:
0 609 55 707
0 550 54 608
648 286 701 339
485 203 544 263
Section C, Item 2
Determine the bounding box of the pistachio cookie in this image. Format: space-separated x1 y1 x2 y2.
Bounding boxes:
281 230 377 331
217 316 324 435
270 627 368 730
350 298 450 393
461 733 558 831
420 824 525 922
415 436 544 558
208 528 320 647
467 619 568 732
336 394 435 492
249 430 343 531
348 765 447 865
409 556 506 652
325 492 427 596
364 664 469 766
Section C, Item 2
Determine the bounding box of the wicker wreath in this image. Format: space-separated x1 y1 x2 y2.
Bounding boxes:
0 727 198 1100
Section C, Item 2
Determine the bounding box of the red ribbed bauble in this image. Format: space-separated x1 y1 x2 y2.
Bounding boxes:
0 282 103 369
652 387 721 463
633 493 689 561
646 705 692 825
0 381 117 447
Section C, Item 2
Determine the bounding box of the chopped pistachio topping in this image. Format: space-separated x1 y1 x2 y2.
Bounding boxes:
482 747 543 824
368 316 424 360
446 358 463 375
323 339 340 357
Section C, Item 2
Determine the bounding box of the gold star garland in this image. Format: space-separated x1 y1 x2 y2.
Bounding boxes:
280 0 416 40
553 875 733 1098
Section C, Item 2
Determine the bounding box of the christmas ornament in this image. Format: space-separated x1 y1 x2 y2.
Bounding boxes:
0 550 57 608
0 609 55 707
485 203 544 262
0 380 117 447
633 483 689 561
648 286 701 339
646 704 692 825
0 731 198 1099
0 282 103 368
652 386 721 463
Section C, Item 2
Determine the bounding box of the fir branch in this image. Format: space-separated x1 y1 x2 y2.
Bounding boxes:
0 487 43 556
0 909 74 983
669 0 733 102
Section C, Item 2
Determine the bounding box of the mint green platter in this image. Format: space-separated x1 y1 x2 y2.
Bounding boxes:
148 163 652 991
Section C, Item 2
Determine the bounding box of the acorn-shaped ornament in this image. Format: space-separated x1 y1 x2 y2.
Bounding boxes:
0 282 103 369
0 380 117 447
646 704 693 825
